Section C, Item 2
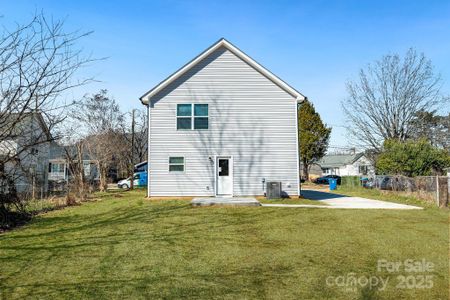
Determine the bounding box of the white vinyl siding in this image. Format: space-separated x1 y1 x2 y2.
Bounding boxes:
148 46 298 196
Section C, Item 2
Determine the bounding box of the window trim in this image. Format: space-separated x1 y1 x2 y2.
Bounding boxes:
49 162 65 173
176 104 208 131
358 165 368 175
169 156 185 173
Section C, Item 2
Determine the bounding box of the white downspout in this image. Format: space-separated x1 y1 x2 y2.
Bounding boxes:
295 102 299 197
295 97 303 198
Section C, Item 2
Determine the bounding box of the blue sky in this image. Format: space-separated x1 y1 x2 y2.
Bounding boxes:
2 0 450 148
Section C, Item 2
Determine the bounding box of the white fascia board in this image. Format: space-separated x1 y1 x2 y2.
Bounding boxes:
140 38 306 105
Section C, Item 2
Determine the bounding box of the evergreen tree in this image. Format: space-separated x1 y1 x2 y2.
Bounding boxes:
299 101 332 180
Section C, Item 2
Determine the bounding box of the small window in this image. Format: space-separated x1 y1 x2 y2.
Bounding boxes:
133 174 140 180
50 163 64 173
169 157 185 172
176 104 208 130
83 161 90 176
359 165 368 175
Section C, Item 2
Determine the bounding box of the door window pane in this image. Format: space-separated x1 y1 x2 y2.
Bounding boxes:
219 159 229 176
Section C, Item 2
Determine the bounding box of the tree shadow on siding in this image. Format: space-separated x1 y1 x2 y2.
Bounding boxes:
149 47 265 196
188 87 264 196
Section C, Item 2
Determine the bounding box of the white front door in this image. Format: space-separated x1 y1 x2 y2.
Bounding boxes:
216 157 233 196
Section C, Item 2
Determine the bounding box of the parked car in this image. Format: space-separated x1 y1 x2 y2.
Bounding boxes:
314 175 341 185
117 171 148 189
361 177 374 188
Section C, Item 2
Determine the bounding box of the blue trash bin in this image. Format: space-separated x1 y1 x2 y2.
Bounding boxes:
329 178 337 190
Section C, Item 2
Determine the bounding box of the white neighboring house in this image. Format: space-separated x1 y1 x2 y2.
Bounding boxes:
140 38 305 197
318 153 375 176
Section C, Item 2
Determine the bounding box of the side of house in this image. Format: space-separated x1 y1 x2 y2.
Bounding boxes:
0 113 51 196
141 39 304 197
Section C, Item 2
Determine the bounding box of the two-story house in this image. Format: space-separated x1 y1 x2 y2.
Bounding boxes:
0 112 52 195
140 38 305 197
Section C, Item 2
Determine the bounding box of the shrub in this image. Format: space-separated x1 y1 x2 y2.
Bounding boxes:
376 139 450 176
341 176 361 187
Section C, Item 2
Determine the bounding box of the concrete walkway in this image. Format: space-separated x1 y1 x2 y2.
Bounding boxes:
262 189 423 210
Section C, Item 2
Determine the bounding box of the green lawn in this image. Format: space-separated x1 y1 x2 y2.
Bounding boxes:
0 190 448 299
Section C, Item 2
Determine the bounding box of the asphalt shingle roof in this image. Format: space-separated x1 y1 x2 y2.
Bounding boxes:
318 153 364 168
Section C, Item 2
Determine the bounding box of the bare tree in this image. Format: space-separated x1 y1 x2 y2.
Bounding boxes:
0 12 95 226
59 122 89 202
118 109 148 184
71 90 126 191
131 110 148 164
342 48 447 151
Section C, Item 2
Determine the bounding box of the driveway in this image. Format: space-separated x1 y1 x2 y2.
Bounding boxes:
262 189 423 210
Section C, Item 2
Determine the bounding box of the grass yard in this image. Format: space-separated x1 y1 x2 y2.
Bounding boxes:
333 185 438 207
0 190 448 299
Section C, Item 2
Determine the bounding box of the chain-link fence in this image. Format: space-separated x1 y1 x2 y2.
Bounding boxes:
342 175 449 207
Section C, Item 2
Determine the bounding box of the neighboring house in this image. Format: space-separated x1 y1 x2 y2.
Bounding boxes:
140 38 305 197
47 143 99 191
318 153 374 176
134 161 148 173
0 112 52 195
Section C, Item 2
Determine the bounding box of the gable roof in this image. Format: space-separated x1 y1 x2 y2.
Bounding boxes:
0 111 52 140
140 38 306 105
318 153 366 168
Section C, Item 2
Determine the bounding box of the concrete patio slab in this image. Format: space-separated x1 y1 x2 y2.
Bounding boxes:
191 197 261 207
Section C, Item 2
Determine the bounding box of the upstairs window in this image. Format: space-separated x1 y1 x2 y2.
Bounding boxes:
194 104 208 129
177 104 192 130
177 104 208 130
169 157 185 172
